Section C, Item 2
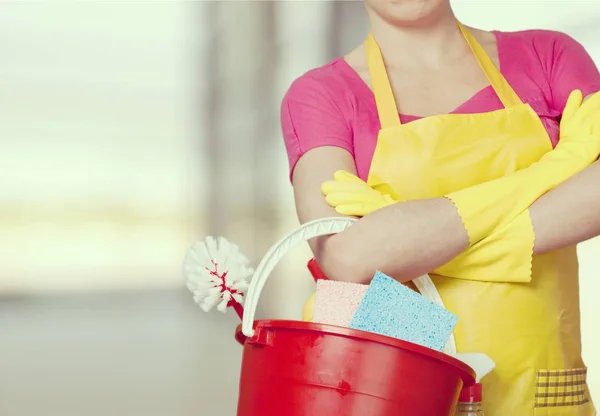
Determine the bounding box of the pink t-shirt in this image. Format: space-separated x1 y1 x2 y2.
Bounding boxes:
280 30 600 181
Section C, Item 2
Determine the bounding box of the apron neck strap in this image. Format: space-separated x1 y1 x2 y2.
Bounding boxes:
365 33 402 129
458 23 522 108
365 23 523 129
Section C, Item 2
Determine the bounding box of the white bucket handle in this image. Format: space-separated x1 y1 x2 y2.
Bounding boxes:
241 217 457 355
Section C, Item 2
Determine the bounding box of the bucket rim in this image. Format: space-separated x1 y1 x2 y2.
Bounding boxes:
234 319 476 385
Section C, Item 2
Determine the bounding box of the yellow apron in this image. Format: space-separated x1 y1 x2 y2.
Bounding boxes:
363 23 595 415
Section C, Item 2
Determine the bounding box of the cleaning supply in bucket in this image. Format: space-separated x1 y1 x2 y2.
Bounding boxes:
184 236 254 319
302 293 316 321
455 383 484 415
312 280 368 326
453 354 494 415
454 353 496 385
349 271 458 351
185 217 479 416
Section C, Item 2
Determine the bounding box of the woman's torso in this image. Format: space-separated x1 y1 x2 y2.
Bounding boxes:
301 30 562 180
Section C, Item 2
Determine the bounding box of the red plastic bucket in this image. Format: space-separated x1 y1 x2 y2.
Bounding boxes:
236 218 476 416
235 321 475 416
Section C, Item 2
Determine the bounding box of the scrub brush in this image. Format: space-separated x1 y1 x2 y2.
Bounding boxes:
183 236 254 320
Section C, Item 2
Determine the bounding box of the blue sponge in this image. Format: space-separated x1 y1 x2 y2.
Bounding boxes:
349 271 458 351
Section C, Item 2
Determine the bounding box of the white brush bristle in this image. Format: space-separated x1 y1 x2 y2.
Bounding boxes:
183 236 254 313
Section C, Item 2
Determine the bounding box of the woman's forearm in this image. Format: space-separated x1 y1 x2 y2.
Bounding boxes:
319 197 469 284
318 161 600 284
530 160 600 254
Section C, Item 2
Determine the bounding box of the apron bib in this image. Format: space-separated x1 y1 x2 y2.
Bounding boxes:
365 23 595 415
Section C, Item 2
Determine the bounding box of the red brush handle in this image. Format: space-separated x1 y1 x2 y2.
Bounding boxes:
228 299 244 321
307 258 328 282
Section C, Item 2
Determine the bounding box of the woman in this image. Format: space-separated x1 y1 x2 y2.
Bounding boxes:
280 0 600 414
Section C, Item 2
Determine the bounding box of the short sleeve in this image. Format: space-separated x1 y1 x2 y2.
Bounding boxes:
541 31 600 113
280 74 353 179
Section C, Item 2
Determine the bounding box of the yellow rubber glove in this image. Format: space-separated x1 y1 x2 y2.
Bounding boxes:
322 170 396 216
447 89 600 246
439 90 600 281
302 293 315 321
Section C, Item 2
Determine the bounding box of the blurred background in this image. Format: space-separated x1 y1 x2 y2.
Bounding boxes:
1 1 599 415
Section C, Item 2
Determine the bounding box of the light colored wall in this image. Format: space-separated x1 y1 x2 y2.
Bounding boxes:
1 1 204 293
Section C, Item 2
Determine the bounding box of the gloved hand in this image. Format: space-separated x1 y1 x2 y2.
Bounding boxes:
447 89 600 246
321 170 396 216
561 89 597 144
302 293 315 321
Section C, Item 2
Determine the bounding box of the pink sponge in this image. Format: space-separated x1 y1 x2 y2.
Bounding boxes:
312 280 368 327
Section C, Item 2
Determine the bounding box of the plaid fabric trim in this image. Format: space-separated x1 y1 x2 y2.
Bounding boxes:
535 368 590 408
